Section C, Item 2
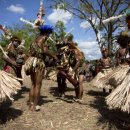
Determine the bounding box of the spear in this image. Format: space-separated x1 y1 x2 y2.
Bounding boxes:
20 17 75 44
102 8 130 25
20 17 34 27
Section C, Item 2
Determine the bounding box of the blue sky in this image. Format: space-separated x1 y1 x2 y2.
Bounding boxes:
0 0 102 60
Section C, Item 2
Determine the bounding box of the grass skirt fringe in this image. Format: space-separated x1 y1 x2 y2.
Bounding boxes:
24 57 45 75
46 69 57 81
106 68 130 113
99 64 129 89
0 70 22 101
91 68 112 89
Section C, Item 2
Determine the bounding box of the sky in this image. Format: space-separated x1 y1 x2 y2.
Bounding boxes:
0 0 102 60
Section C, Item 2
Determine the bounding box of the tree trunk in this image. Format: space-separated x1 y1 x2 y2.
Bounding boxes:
108 22 113 56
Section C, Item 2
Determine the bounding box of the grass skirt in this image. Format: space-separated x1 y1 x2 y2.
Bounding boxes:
106 67 130 113
99 64 129 89
0 70 21 101
24 57 45 75
91 68 112 89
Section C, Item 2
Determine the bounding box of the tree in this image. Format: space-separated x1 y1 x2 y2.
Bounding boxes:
46 21 74 53
51 21 74 42
0 20 75 67
0 23 36 68
0 23 36 50
10 23 36 50
55 21 66 40
53 0 129 55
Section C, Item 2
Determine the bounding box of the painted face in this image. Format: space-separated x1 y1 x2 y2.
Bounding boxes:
12 41 20 48
103 51 108 58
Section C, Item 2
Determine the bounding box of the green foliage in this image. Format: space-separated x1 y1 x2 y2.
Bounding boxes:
0 20 74 68
54 21 66 40
46 21 74 54
0 33 11 69
53 0 129 57
0 23 36 68
11 24 36 51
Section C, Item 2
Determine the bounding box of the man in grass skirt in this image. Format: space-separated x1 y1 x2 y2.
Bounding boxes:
91 48 113 93
56 40 87 102
0 25 22 102
105 14 130 113
67 42 87 102
24 0 55 111
0 25 24 79
100 34 130 91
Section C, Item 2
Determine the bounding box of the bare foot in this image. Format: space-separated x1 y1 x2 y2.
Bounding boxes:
35 105 41 111
29 102 35 112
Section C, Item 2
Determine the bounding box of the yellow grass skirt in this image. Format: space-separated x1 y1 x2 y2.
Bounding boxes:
91 68 113 89
0 70 22 101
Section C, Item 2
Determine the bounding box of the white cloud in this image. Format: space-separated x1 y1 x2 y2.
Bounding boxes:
76 39 102 60
47 9 72 24
7 4 25 14
80 17 99 29
80 21 91 29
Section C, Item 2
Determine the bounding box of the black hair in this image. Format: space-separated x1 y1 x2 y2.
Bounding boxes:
126 15 130 23
117 35 130 48
10 36 21 44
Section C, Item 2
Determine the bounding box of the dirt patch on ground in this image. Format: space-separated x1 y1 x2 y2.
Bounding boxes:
0 78 130 130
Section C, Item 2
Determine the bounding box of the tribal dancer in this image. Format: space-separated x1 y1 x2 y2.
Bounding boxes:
56 40 86 102
56 41 68 98
67 42 86 101
99 35 130 90
0 26 22 101
105 15 130 113
24 0 54 111
91 48 113 93
16 40 27 85
0 25 24 79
